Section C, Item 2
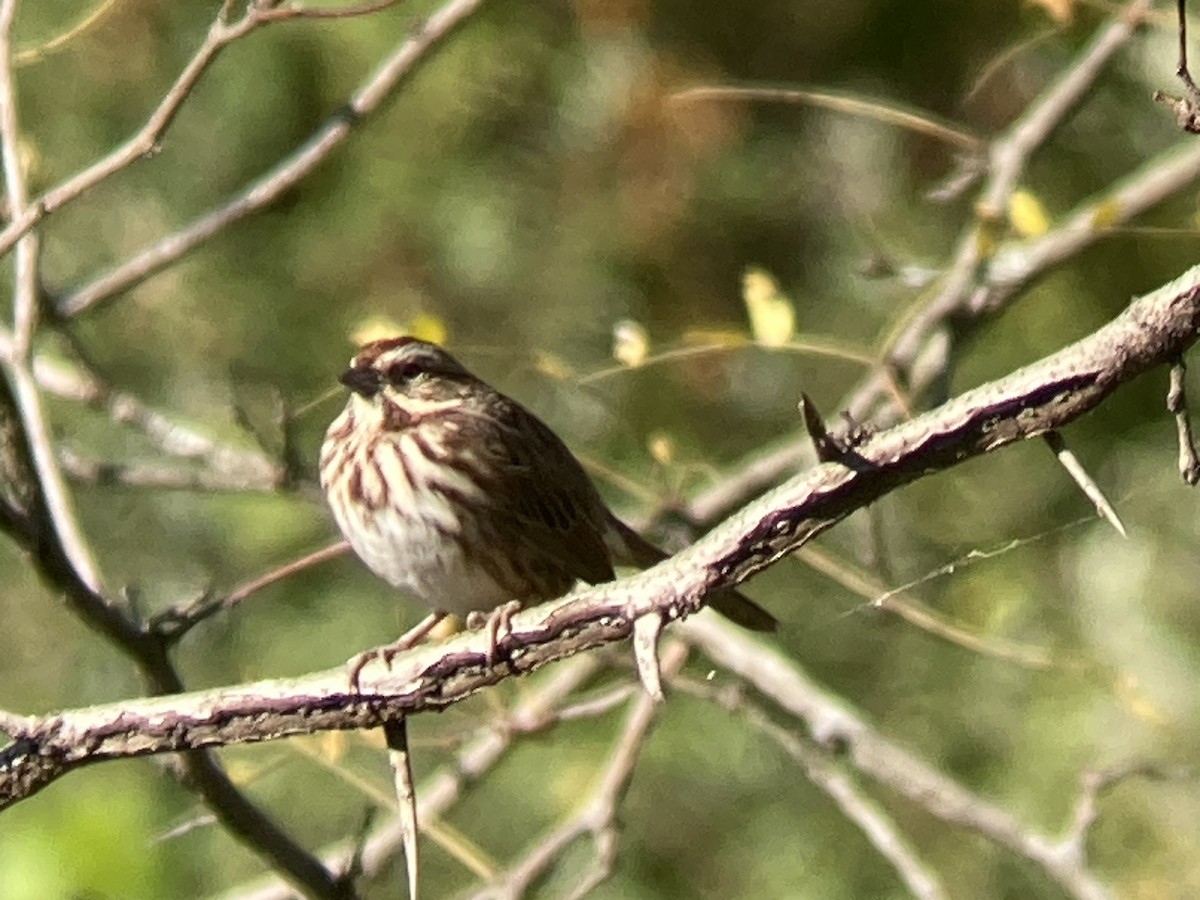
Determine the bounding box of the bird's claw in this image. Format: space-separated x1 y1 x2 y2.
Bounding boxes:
466 600 522 665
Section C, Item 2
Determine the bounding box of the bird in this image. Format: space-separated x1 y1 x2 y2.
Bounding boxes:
319 336 776 680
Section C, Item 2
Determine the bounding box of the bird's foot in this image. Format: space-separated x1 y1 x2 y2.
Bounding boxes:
466 600 522 666
348 611 447 692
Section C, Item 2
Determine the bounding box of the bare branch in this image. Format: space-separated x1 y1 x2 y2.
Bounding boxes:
1153 0 1200 132
0 0 106 594
672 84 983 153
976 0 1154 219
0 6 256 260
0 335 287 490
150 541 350 641
1059 762 1189 865
0 0 412 261
1167 358 1200 483
56 0 491 318
680 616 1109 900
7 263 1200 822
469 642 688 899
0 0 33 356
258 0 405 21
733 697 946 900
684 5 1200 530
222 656 604 900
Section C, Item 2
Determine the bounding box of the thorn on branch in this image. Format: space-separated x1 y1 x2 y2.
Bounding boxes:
1167 359 1200 484
384 719 420 900
632 613 665 702
1043 431 1127 538
800 393 870 466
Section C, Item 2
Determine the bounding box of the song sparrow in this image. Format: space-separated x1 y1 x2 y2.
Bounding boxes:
320 337 776 670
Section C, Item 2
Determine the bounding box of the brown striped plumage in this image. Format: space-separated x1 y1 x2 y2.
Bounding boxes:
319 337 777 630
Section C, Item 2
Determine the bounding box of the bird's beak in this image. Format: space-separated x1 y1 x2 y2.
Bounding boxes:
339 365 384 398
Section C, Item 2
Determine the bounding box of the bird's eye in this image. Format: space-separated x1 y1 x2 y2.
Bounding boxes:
386 361 424 385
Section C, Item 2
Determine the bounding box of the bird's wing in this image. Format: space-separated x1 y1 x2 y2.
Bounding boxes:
460 397 616 592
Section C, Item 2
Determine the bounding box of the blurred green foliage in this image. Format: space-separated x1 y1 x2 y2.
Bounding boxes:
2 0 1200 897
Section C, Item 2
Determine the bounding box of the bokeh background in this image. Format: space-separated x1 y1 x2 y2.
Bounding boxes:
2 0 1199 897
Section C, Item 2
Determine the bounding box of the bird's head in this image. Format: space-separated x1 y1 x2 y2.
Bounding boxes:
339 336 473 404
336 338 483 433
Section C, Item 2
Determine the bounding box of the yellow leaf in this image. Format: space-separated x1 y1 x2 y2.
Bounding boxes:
648 432 674 466
1028 0 1075 24
1008 189 1050 237
534 351 575 381
613 318 649 367
351 312 449 347
742 266 795 347
17 137 37 178
407 312 449 346
351 314 406 346
1115 672 1171 727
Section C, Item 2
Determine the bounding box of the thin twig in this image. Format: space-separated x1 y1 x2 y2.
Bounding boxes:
730 694 946 900
796 544 1055 669
258 0 405 21
469 642 689 900
1058 762 1187 864
682 616 1109 900
383 719 419 900
672 84 983 153
221 656 604 900
56 0 491 318
0 0 104 594
0 335 286 490
57 449 285 493
976 0 1154 219
150 541 350 640
14 0 126 66
1167 358 1200 483
1154 0 1200 131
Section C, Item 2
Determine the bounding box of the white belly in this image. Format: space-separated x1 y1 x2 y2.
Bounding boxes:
339 501 512 617
322 421 511 618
